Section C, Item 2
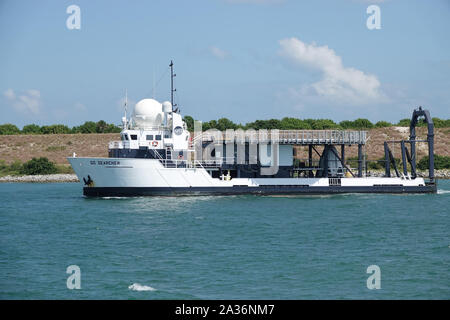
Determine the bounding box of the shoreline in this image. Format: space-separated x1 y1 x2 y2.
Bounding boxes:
0 170 449 183
0 174 79 183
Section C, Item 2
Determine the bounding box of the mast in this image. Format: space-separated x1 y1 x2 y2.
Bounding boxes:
125 88 128 116
122 88 128 130
169 60 177 111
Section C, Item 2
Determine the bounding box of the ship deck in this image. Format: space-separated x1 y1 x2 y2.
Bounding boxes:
196 129 367 145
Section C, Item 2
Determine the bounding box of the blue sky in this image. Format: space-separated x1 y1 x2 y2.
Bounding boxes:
1 0 449 127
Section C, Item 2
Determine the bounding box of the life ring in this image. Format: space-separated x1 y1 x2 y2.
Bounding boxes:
152 141 158 147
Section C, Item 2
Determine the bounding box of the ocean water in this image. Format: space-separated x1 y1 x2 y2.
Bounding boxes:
0 181 449 299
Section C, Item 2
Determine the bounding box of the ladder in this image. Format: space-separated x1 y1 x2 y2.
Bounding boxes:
166 147 172 161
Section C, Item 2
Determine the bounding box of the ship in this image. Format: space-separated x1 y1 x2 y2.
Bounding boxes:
68 61 437 197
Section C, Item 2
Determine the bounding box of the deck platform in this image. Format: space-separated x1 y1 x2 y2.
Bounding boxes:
196 130 367 145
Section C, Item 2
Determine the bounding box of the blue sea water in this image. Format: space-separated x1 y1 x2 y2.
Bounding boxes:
0 181 449 299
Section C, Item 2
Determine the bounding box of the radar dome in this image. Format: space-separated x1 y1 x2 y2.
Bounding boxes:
162 101 172 113
132 99 164 128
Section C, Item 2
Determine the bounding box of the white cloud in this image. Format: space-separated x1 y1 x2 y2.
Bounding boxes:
209 46 229 60
4 88 41 114
278 37 387 105
4 88 15 100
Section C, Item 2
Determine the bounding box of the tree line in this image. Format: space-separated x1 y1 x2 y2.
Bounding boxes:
345 154 450 171
182 116 450 132
0 121 122 135
1 116 449 135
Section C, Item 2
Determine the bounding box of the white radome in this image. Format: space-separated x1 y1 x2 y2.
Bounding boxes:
132 99 164 128
162 101 172 113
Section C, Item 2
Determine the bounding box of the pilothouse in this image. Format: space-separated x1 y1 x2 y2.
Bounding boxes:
109 98 189 160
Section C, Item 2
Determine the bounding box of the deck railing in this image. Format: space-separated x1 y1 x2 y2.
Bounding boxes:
195 130 367 145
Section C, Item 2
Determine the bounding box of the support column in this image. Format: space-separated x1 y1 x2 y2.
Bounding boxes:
428 136 434 181
323 146 329 178
308 145 313 178
410 140 416 178
384 142 390 177
401 140 408 176
358 144 363 177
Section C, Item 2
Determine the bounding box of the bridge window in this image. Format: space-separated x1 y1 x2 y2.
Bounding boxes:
155 135 161 140
146 135 154 140
130 134 137 140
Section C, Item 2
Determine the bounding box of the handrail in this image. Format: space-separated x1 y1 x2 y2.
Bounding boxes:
158 157 236 169
193 129 367 145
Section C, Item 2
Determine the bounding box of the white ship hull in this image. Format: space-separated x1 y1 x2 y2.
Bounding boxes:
67 157 436 197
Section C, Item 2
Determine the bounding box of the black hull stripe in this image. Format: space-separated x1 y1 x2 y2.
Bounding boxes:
83 185 437 197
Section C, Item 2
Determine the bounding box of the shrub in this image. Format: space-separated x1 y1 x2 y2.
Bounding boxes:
305 119 340 130
417 154 450 170
245 119 281 130
0 124 20 135
103 123 122 133
41 124 71 134
9 160 23 172
0 160 23 176
375 121 392 128
216 118 238 131
432 117 450 128
352 118 374 129
396 119 410 127
95 120 108 133
72 121 97 133
183 116 194 132
280 117 312 130
22 124 42 134
55 164 74 174
21 157 57 175
367 157 385 170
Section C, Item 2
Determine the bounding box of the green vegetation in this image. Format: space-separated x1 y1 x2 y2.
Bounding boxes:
1 116 449 135
375 121 392 128
22 124 41 134
183 116 194 132
55 164 74 174
340 118 374 129
0 124 21 135
417 154 450 170
346 154 450 172
396 119 411 127
20 157 58 175
0 158 74 176
432 118 450 128
41 124 71 134
182 116 450 131
0 120 121 135
366 157 386 170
